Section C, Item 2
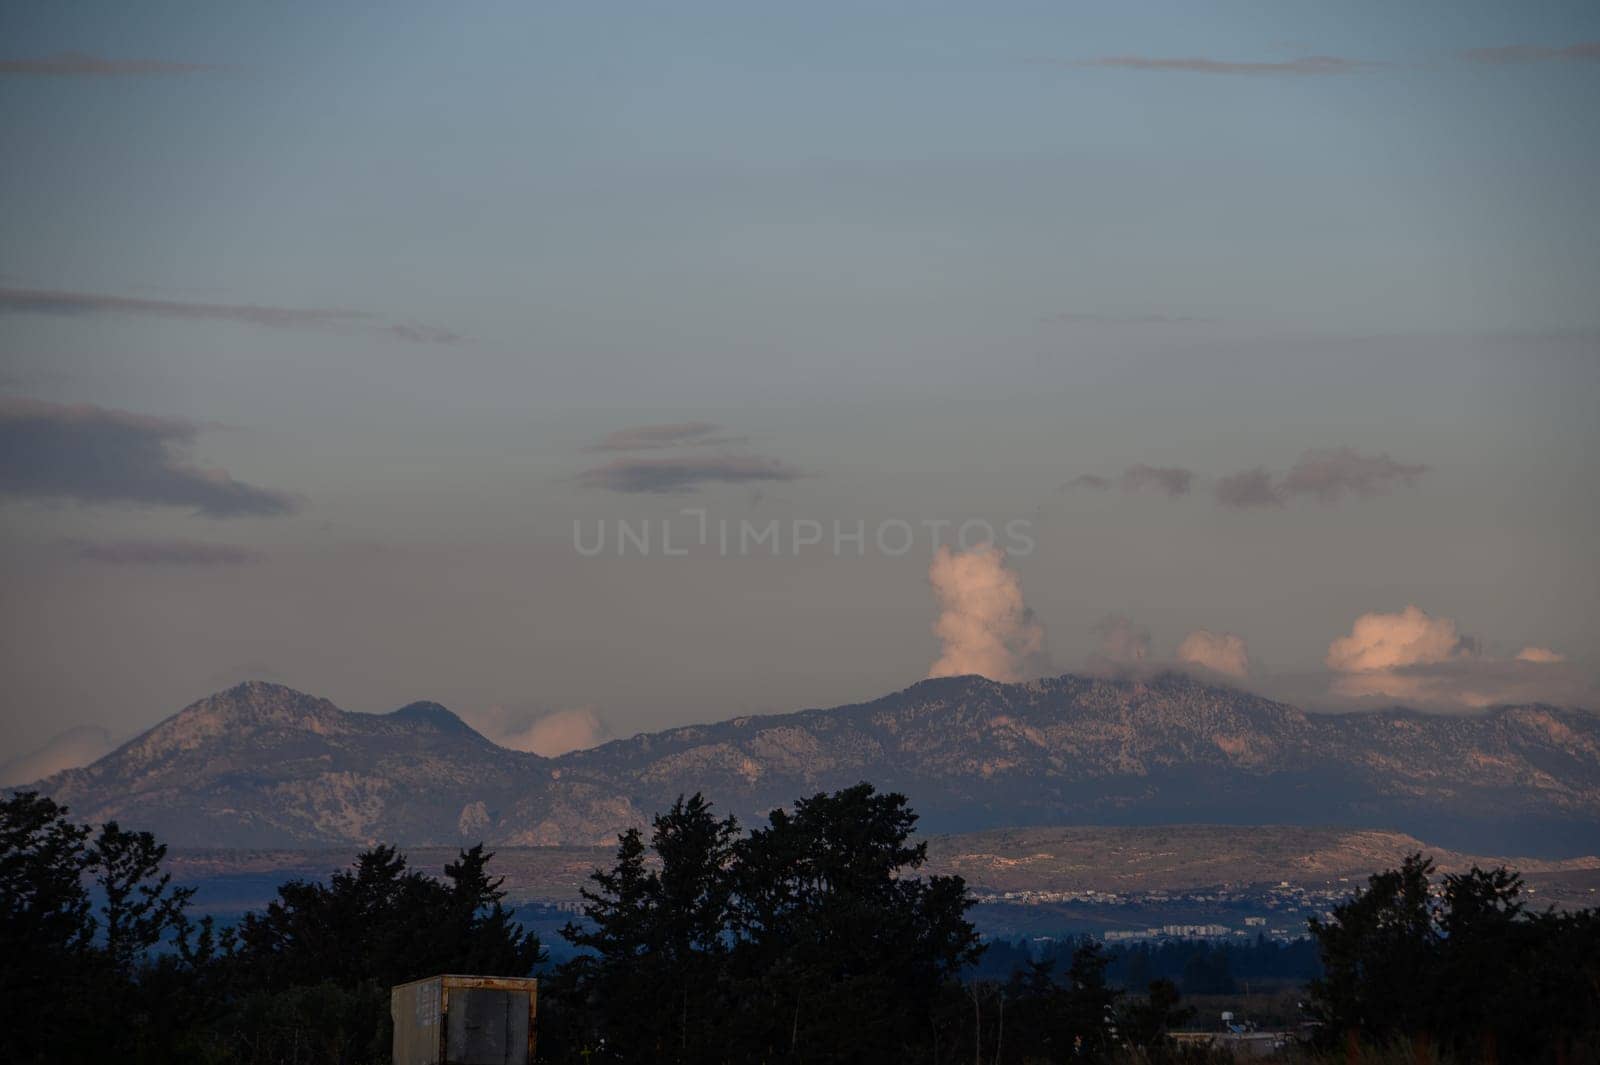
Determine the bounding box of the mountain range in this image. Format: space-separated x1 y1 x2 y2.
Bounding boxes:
24 675 1600 856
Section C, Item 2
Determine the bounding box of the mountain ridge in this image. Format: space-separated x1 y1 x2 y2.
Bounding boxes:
22 675 1600 855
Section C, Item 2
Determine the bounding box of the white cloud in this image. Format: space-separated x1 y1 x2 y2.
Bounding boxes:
926 544 1049 682
1325 604 1473 674
1325 606 1589 709
1176 630 1251 680
463 705 611 757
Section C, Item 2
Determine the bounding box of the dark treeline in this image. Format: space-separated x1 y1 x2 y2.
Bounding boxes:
540 784 1228 1063
6 788 1600 1064
1306 853 1600 1062
2 791 540 1064
970 933 1323 993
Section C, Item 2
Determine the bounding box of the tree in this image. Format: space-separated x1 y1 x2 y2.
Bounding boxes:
225 843 542 1063
551 784 982 1064
1307 853 1600 1058
0 793 99 1064
1060 941 1121 1056
558 794 738 1062
1118 978 1195 1051
0 794 205 1064
728 784 982 1063
1307 852 1438 1044
92 820 194 975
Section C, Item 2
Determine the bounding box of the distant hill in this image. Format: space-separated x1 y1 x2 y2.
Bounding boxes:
160 825 1600 914
921 824 1600 895
25 675 1600 855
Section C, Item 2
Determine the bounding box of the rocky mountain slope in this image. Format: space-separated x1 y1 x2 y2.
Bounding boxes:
26 675 1600 854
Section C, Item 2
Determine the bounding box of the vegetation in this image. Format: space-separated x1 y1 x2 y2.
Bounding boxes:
1 791 540 1064
5 788 1600 1063
544 784 983 1061
1306 853 1600 1062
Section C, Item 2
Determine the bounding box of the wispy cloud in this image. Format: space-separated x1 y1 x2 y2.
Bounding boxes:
1214 467 1283 509
1064 465 1192 498
1043 311 1212 326
1065 42 1599 79
69 538 264 566
1087 614 1151 673
0 52 217 77
383 322 465 344
1279 447 1427 503
1120 464 1193 498
1216 448 1426 508
577 454 801 494
0 398 298 517
1076 54 1370 76
587 422 745 452
1462 42 1600 64
0 287 462 344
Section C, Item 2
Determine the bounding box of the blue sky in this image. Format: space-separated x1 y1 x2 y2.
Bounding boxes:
1 1 1596 759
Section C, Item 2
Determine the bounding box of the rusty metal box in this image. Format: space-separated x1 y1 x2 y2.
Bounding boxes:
391 974 537 1065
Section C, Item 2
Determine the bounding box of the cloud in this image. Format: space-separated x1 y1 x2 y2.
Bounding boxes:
587 422 744 452
926 544 1049 682
0 726 116 787
1088 614 1151 672
0 397 298 517
1214 467 1284 509
1215 448 1426 508
465 705 611 757
0 53 216 77
577 454 800 494
1280 447 1427 503
1043 312 1212 326
1462 43 1600 64
1077 54 1369 76
383 322 465 344
1325 605 1474 674
0 286 460 344
1176 630 1251 680
1121 464 1193 498
1324 606 1588 709
1064 465 1191 497
69 538 264 566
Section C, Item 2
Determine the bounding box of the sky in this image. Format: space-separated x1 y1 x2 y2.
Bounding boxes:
1 1 1597 768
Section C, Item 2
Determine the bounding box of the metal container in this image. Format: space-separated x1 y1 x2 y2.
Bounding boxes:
391 974 538 1065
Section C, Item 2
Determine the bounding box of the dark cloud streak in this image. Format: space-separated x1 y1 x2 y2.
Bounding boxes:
0 398 298 517
0 52 217 77
578 454 801 494
1280 447 1427 503
0 287 461 344
1214 467 1284 509
1121 464 1193 497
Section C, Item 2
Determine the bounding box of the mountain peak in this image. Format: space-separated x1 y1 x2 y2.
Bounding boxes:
388 701 477 735
30 675 1600 853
